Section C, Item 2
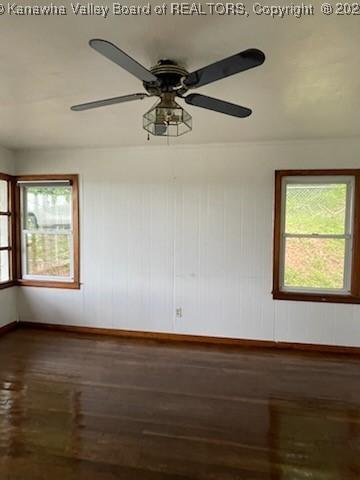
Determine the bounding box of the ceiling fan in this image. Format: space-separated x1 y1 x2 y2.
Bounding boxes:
71 39 265 137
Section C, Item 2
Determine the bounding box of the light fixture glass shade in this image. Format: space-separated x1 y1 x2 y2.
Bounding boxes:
143 95 192 137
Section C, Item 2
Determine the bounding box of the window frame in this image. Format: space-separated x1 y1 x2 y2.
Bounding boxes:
273 169 360 304
0 173 16 289
16 174 80 290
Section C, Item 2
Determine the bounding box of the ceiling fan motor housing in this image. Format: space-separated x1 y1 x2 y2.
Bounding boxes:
144 60 189 94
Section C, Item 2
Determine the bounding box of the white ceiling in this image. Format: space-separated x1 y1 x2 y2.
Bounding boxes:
0 3 359 149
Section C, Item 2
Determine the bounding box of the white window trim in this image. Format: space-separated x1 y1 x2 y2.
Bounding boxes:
20 183 74 282
279 175 355 295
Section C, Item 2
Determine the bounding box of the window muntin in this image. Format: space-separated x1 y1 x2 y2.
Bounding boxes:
20 181 74 282
0 176 13 284
280 176 354 295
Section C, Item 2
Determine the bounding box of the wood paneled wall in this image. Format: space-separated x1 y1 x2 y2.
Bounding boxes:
14 139 360 347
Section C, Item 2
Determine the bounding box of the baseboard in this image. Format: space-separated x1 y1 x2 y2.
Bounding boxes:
0 321 18 337
18 321 360 355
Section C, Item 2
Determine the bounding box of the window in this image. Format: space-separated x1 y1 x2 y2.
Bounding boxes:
0 173 15 287
17 175 79 289
273 170 360 304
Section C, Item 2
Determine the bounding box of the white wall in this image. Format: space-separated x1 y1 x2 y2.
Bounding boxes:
0 146 17 328
15 139 360 346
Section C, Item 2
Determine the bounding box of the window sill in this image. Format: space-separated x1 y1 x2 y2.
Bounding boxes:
0 281 17 290
273 290 360 305
16 279 81 290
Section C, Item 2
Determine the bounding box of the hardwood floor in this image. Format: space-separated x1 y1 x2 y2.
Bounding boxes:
1 328 360 479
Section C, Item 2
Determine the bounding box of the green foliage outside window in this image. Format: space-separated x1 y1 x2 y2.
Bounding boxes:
284 183 348 289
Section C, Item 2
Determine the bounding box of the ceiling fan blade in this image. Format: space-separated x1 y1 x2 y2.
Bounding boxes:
89 39 159 84
71 93 149 111
184 49 265 88
184 94 252 118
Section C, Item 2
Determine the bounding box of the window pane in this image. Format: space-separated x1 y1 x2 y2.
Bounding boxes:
285 183 347 235
25 233 71 277
0 216 9 248
284 238 345 289
0 215 9 247
24 186 71 230
0 180 7 212
0 250 9 283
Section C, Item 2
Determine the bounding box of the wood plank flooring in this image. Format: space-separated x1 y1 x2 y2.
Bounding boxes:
1 328 360 479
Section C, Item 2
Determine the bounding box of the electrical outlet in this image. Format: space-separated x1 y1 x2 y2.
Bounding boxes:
176 308 182 318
